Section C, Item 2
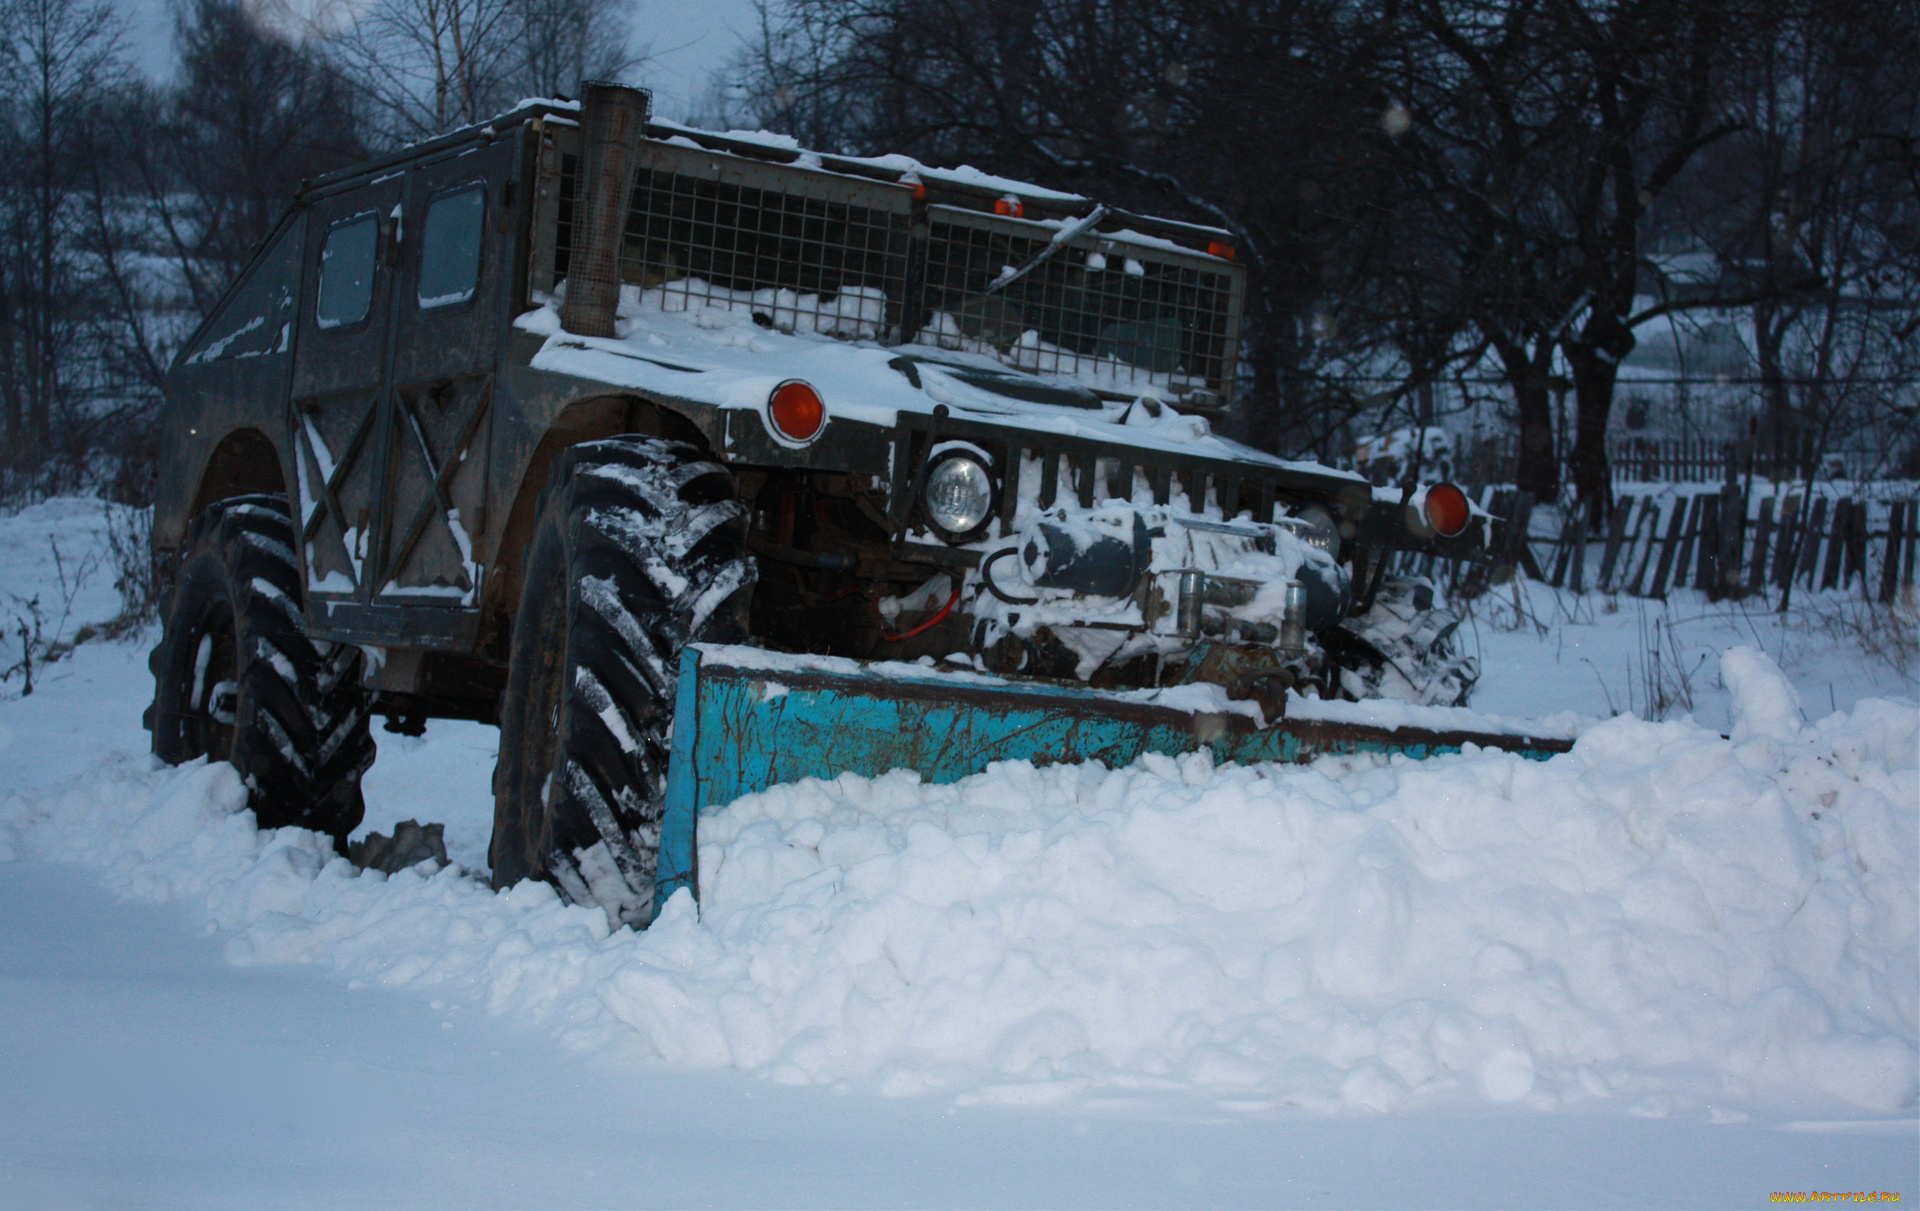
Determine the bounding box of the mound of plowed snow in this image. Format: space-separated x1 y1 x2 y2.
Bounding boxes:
2 648 1913 1115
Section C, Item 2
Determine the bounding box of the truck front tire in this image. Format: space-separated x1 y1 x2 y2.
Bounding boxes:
148 495 374 844
490 439 753 928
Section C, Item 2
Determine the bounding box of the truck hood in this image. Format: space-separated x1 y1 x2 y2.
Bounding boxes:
515 287 1359 483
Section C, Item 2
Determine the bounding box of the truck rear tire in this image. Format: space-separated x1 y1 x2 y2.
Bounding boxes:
148 495 374 844
490 439 753 928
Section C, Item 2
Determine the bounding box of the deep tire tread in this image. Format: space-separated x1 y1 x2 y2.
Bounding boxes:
149 495 374 841
491 438 753 927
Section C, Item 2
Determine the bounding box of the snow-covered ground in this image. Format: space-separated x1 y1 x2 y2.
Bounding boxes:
1 496 1914 1208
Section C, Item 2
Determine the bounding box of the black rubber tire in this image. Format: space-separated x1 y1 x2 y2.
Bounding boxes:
490 439 753 928
148 495 374 843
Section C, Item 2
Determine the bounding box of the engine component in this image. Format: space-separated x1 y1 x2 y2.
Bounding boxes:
1018 512 1152 597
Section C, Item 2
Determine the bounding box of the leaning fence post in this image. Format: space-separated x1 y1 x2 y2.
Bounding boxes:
1695 495 1718 596
1748 495 1774 597
1628 496 1661 596
1896 498 1912 598
1773 494 1801 590
1646 499 1675 598
1878 502 1904 605
1549 506 1580 588
1598 496 1634 590
1507 491 1539 578
1820 498 1850 591
1843 500 1867 593
1671 494 1704 592
1716 477 1745 600
1798 497 1829 587
1567 511 1589 594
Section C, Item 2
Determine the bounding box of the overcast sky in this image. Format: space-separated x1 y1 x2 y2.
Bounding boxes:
119 0 761 124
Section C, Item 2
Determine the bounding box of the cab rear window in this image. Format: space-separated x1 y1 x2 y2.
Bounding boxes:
317 213 378 329
418 183 485 309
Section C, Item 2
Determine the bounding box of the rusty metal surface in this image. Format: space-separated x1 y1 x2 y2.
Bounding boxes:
560 83 650 338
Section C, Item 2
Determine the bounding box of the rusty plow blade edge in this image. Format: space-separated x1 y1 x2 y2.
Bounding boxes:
654 644 1573 914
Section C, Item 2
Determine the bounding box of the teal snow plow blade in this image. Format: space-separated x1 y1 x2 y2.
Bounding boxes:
655 644 1574 913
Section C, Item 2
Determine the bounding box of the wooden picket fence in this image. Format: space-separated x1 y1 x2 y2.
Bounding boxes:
1394 486 1920 604
1457 433 1882 486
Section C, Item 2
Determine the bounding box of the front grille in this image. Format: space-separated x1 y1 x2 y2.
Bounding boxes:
887 413 1326 551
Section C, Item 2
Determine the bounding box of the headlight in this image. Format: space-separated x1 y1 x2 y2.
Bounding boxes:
1422 482 1471 538
766 380 825 443
922 453 993 540
1288 504 1339 553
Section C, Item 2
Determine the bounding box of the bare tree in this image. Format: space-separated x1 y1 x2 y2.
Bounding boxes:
1549 0 1743 518
513 0 639 100
320 0 637 142
72 86 174 500
320 0 524 140
162 0 369 305
0 0 130 493
718 0 1429 458
1379 0 1753 512
1378 0 1590 500
1670 1 1920 471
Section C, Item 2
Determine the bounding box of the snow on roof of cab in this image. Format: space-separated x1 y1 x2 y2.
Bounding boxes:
648 117 1090 205
491 96 1233 249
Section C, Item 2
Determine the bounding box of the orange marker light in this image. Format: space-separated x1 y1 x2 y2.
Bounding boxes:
1207 241 1236 261
994 196 1025 218
768 380 825 443
1424 482 1471 538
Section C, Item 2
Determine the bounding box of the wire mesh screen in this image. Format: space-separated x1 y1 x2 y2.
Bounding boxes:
557 152 909 338
917 207 1238 400
553 152 579 286
548 143 1242 404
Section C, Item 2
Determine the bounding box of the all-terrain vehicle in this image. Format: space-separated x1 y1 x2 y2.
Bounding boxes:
148 83 1495 925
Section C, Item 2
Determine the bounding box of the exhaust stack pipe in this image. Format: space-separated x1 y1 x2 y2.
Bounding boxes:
561 80 650 339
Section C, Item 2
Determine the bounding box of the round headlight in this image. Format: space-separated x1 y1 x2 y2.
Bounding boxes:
922 454 993 540
1289 504 1339 553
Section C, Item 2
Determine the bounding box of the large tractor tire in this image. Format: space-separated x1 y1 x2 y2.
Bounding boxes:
148 494 374 844
490 438 754 928
1327 574 1480 708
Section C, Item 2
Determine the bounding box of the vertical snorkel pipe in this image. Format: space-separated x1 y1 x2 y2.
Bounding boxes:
561 80 651 339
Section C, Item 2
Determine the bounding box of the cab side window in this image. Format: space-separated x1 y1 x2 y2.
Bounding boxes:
180 212 305 364
317 213 378 329
418 183 485 309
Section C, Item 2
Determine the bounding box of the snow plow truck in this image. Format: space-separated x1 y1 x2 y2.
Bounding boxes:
147 82 1566 927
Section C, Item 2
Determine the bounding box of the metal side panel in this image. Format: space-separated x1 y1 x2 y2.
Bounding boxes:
653 646 1574 914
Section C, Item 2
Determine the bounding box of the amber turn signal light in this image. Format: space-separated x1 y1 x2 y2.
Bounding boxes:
767 380 825 443
1423 482 1471 538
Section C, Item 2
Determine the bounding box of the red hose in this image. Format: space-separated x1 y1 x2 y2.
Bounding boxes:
879 583 961 642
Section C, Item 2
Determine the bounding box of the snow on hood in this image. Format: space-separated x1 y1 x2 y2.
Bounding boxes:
517 285 1352 478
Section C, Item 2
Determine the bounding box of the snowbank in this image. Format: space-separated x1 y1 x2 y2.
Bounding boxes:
0 495 138 664
3 649 1912 1116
